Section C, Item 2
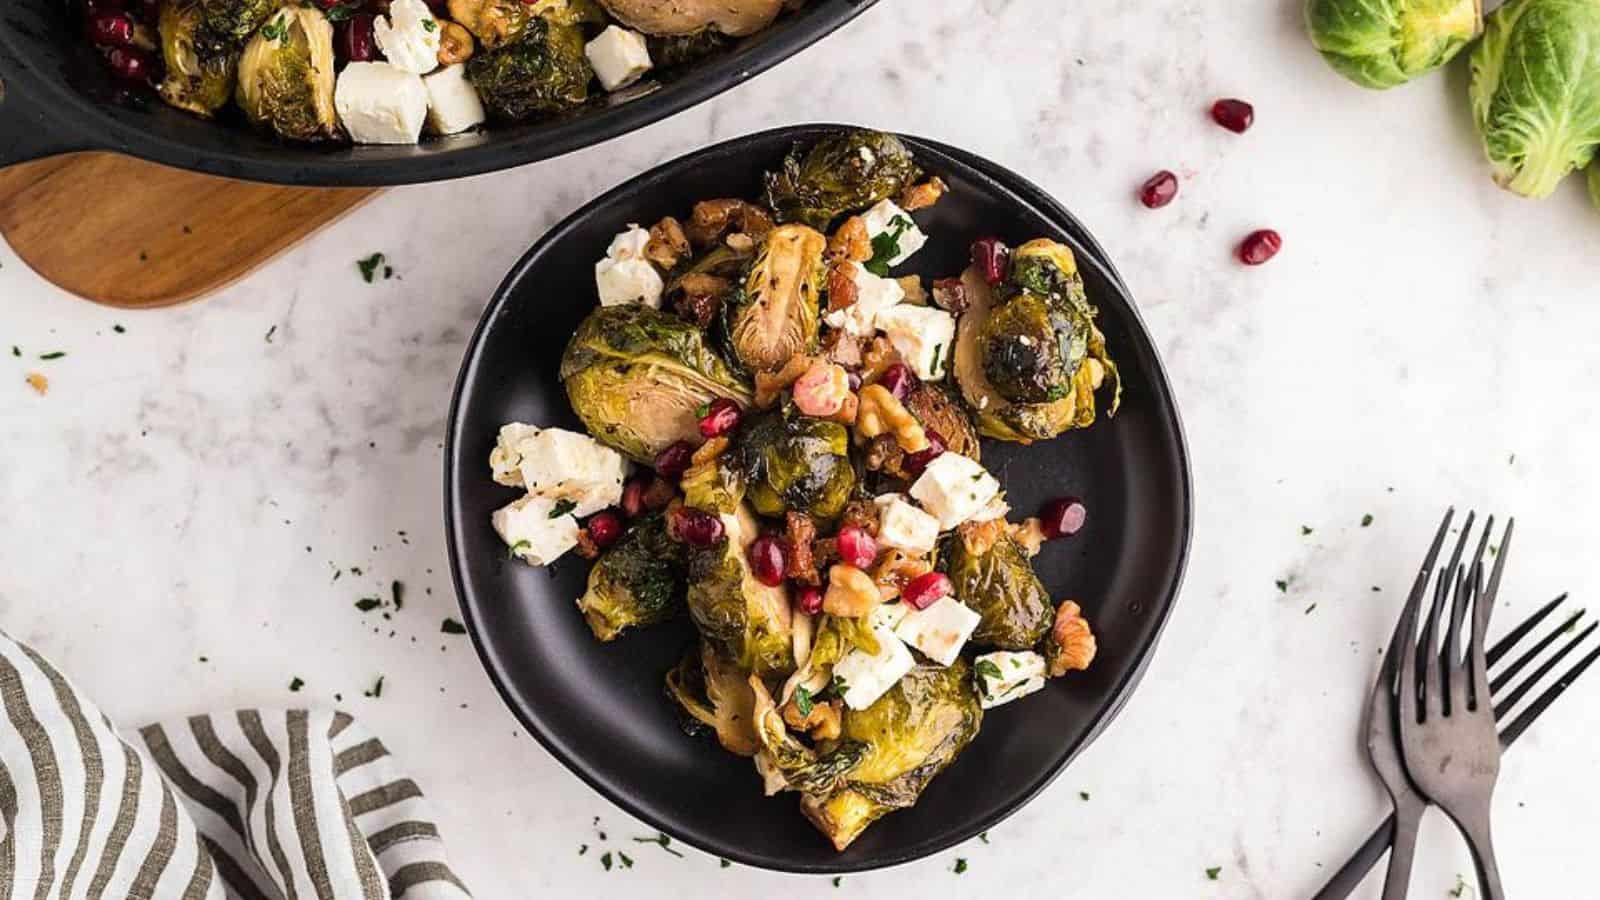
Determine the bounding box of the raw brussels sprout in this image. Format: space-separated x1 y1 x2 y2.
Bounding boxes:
158 0 238 117
685 505 794 677
939 530 1052 650
733 407 857 521
798 660 982 850
467 17 593 121
1470 0 1600 197
1305 0 1482 89
722 224 825 372
235 7 341 142
665 641 761 756
196 0 278 50
560 304 753 464
575 512 684 642
763 129 921 230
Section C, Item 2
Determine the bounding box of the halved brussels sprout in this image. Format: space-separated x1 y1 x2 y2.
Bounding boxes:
797 660 982 850
723 224 825 373
666 641 761 756
235 7 340 142
449 0 603 50
903 383 980 460
685 505 794 677
1469 0 1600 197
560 304 753 464
763 129 921 230
734 407 857 521
1306 0 1482 89
939 528 1052 650
197 0 278 50
467 17 592 121
576 512 684 641
158 0 239 117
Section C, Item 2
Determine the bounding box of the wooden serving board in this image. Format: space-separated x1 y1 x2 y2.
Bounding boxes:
0 153 378 309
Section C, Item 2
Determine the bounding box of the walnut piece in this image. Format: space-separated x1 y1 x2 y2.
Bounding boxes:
785 511 818 584
646 217 691 269
672 272 731 328
956 518 1007 557
1009 517 1047 557
826 216 871 262
855 384 929 453
782 696 842 741
871 548 932 602
825 261 859 313
859 335 903 383
1045 601 1096 676
898 176 948 212
822 564 880 617
896 275 927 306
436 20 475 65
686 198 773 247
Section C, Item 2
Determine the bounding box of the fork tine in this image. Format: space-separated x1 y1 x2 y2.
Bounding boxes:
1452 519 1494 667
1487 594 1566 668
1493 621 1600 719
1481 518 1514 633
1398 509 1453 725
1498 635 1600 748
1423 513 1475 710
1490 609 1585 693
1474 519 1512 710
1448 563 1479 713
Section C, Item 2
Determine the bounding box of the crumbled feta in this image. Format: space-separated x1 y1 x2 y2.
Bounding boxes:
423 63 485 134
584 25 652 91
971 493 1011 523
831 624 916 710
489 422 541 486
875 495 940 554
894 596 980 667
868 601 909 632
595 225 664 308
515 427 627 517
975 650 1048 709
492 494 579 566
335 62 428 145
860 199 927 268
908 452 1001 530
823 263 903 336
875 304 955 381
373 0 441 75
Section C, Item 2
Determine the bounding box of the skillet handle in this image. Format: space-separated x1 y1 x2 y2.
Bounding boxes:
0 58 93 168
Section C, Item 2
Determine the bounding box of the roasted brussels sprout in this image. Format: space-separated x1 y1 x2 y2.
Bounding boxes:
1469 0 1600 197
649 29 732 68
560 304 753 463
467 17 592 121
903 383 980 460
196 0 278 50
939 529 1052 650
1305 0 1481 89
235 7 340 142
576 512 684 641
723 224 825 372
798 660 982 850
734 407 857 521
685 505 794 677
980 240 1091 404
599 0 784 37
763 130 922 230
158 0 239 117
449 0 603 50
666 641 760 756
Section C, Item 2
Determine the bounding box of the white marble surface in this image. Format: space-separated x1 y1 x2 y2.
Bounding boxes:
4 1 1600 897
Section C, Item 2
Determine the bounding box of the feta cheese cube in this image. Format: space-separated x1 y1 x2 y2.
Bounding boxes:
423 63 486 134
974 650 1048 709
515 427 628 517
335 62 428 145
584 25 652 91
875 495 940 554
831 624 916 710
374 0 441 74
909 452 1001 530
971 493 1010 523
894 596 980 667
492 494 579 566
874 304 956 381
594 225 664 308
860 199 927 268
868 601 909 632
488 422 541 486
823 263 903 336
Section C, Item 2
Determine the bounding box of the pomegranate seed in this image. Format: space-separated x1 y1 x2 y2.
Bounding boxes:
653 441 694 479
105 47 153 81
902 429 946 475
796 585 824 616
697 398 742 439
836 525 877 570
336 13 378 63
1138 170 1178 209
1040 497 1088 539
971 237 1010 286
1237 229 1282 266
621 478 647 518
902 572 952 611
86 11 135 48
669 506 725 548
878 363 917 401
1211 98 1254 134
586 510 624 549
747 535 788 587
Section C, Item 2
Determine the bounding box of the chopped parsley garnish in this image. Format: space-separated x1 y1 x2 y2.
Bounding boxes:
421 18 437 30
830 674 849 696
1205 866 1221 881
864 216 914 276
442 618 466 635
1361 513 1374 527
549 499 578 519
794 685 814 717
260 16 288 42
719 859 731 868
633 833 684 857
695 402 711 418
618 852 634 869
113 324 126 334
1079 791 1090 801
357 252 386 283
831 877 842 887
975 659 1004 683
323 0 363 21
1304 603 1317 615
601 852 613 871
1449 874 1468 897
507 540 531 558
38 351 66 360
364 675 384 698
1275 578 1289 593
953 858 968 874
289 677 304 691
1300 525 1313 536
978 831 989 843
265 325 277 343
10 346 19 357
579 844 588 856
354 597 383 612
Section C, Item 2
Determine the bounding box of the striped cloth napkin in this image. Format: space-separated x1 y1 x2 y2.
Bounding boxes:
0 630 471 899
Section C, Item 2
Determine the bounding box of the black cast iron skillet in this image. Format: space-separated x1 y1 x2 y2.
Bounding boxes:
444 124 1193 873
0 0 877 185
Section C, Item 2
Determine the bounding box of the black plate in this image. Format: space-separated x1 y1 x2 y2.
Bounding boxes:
0 0 877 184
444 124 1193 873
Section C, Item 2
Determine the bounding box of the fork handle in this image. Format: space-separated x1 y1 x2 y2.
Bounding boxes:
1461 817 1505 900
1380 803 1423 900
1309 804 1419 900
